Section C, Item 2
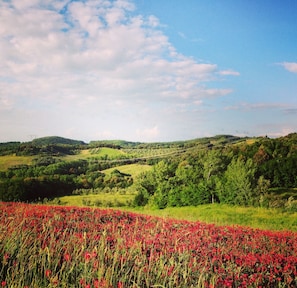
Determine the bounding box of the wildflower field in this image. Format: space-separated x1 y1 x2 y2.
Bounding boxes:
1 202 297 287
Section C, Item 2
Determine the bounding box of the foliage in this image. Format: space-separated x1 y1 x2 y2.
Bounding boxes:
0 176 76 202
0 142 21 156
1 202 297 287
1 133 297 207
135 134 297 209
30 136 86 146
218 158 257 206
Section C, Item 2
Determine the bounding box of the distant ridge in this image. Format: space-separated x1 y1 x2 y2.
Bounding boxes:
30 136 86 146
89 134 250 149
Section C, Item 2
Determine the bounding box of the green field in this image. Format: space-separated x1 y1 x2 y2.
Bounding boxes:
49 193 297 232
126 204 297 232
55 163 152 207
62 147 127 161
0 154 34 171
102 163 152 177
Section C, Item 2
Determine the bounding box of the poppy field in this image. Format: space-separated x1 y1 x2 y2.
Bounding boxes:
1 202 297 287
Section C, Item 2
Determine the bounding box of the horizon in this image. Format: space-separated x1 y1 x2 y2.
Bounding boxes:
1 0 297 143
1 132 291 145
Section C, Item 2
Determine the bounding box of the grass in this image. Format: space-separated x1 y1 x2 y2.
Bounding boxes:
102 163 152 177
57 192 134 207
127 204 297 232
52 190 297 231
62 147 127 161
0 154 34 171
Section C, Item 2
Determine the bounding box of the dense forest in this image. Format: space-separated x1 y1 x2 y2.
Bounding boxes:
0 134 297 210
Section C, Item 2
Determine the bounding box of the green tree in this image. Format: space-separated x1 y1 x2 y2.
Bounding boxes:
134 170 156 206
150 161 176 208
219 158 257 206
202 150 226 203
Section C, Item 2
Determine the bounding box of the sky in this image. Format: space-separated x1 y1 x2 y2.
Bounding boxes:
0 0 297 143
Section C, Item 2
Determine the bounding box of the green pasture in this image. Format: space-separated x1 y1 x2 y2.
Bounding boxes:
0 155 34 171
62 147 127 161
129 204 297 232
52 190 297 231
102 163 152 177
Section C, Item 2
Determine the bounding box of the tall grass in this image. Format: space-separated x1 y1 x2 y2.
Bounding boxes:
129 204 297 232
1 202 297 287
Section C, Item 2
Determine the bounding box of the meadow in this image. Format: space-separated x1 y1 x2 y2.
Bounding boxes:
102 164 152 178
62 148 127 161
1 201 297 287
132 204 297 232
0 155 34 171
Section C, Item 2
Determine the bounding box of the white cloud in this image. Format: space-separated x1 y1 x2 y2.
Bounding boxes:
280 62 297 73
218 69 240 76
0 0 238 142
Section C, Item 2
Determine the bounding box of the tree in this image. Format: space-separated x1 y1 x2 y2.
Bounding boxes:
134 170 157 206
219 158 257 206
202 150 226 203
150 161 176 208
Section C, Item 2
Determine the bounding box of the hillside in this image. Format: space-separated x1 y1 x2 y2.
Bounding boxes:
31 136 86 146
1 133 297 211
89 134 248 149
0 134 250 158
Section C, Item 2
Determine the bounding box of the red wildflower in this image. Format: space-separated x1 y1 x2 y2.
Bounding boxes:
45 269 51 278
84 252 92 262
64 253 71 262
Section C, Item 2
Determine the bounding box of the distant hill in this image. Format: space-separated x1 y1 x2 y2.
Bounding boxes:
30 136 86 146
89 139 141 149
2 134 297 157
89 135 248 149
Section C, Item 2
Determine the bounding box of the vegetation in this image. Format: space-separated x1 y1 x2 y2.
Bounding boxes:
133 204 297 232
135 134 297 210
1 202 297 287
0 155 35 171
0 134 297 214
57 193 134 208
1 134 297 286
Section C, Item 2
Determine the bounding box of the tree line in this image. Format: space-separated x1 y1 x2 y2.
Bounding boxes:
134 134 297 208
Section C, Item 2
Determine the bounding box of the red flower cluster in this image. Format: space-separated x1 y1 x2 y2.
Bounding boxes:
1 201 297 287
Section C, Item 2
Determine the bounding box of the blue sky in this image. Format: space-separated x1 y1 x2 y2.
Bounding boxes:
0 0 296 142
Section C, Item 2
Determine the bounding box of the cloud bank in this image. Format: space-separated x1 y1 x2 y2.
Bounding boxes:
0 0 264 142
